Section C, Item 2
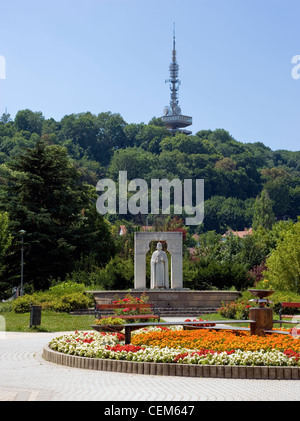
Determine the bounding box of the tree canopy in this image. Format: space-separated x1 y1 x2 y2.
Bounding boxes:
1 138 115 291
264 219 300 293
0 109 298 295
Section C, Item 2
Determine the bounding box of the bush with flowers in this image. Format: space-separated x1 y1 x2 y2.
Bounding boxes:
111 292 156 321
94 317 125 326
218 280 300 319
113 292 149 305
49 324 300 367
218 299 253 320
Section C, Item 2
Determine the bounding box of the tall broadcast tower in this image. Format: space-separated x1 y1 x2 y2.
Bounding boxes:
161 24 192 135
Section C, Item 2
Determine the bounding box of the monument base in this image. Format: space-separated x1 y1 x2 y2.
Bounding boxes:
133 288 190 291
89 290 241 310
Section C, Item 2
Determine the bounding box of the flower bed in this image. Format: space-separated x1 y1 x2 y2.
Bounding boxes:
131 328 300 353
48 326 300 367
112 292 152 317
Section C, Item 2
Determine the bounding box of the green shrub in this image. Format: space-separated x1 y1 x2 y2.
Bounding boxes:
11 283 93 313
219 289 300 320
92 256 134 290
218 299 253 320
49 281 87 295
271 291 300 315
188 260 251 291
0 302 12 313
51 292 92 313
12 295 37 313
94 317 125 326
240 282 300 316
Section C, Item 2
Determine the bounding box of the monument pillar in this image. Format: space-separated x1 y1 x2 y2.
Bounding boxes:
134 238 150 290
167 242 183 289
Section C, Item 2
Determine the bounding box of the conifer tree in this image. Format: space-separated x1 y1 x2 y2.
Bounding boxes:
2 139 113 290
252 190 276 230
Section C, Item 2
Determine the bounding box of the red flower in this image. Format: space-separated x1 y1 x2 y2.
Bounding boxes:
116 333 125 341
284 349 300 362
184 318 215 327
75 335 95 344
105 345 145 353
174 349 235 362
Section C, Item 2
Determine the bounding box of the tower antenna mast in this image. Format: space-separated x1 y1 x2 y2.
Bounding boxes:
173 22 176 50
161 24 192 135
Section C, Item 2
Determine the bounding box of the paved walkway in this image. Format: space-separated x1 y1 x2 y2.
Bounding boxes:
1 323 300 401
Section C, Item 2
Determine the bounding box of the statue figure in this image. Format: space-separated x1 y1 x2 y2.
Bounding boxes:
150 242 169 289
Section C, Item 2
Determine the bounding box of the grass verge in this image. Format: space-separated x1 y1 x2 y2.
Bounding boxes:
0 310 295 333
1 310 95 332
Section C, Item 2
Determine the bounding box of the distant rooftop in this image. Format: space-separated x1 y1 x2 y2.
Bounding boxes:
222 228 253 239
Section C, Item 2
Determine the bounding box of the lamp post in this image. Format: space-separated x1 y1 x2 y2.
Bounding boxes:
19 230 26 297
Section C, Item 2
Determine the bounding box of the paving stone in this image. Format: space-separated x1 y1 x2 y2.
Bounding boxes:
0 330 300 401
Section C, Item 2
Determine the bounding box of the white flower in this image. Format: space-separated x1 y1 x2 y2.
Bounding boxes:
48 330 300 367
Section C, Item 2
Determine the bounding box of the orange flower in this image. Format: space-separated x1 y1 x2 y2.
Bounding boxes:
132 329 300 353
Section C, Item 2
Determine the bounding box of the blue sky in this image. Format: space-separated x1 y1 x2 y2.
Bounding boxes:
0 0 299 151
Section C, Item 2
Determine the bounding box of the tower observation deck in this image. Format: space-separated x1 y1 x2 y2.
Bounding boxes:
161 24 192 135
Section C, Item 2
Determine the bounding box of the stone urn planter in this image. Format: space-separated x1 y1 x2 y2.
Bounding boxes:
248 289 275 336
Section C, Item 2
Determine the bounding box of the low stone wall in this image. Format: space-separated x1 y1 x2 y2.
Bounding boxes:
43 345 300 380
88 290 240 309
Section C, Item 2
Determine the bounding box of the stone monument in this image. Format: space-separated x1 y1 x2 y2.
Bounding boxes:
150 242 169 289
134 231 183 290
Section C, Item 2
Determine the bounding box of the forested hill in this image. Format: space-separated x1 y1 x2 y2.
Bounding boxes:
0 109 299 233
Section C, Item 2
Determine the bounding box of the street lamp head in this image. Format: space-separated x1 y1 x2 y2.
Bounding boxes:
19 230 26 235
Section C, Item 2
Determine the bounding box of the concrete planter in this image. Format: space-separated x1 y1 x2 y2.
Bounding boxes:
43 345 300 380
89 290 241 310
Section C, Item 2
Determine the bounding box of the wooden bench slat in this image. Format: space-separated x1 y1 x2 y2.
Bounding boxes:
94 301 160 322
264 329 291 335
186 325 250 332
100 314 160 320
122 320 255 345
273 319 299 324
279 302 300 326
281 302 300 308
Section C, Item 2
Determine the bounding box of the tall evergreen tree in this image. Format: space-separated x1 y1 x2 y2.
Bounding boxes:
252 190 276 230
0 211 12 270
2 139 113 291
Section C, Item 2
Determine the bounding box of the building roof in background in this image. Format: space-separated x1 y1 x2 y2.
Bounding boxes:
222 228 253 238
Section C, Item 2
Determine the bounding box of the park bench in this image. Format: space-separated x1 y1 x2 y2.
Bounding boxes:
94 302 160 322
121 320 257 344
278 302 300 326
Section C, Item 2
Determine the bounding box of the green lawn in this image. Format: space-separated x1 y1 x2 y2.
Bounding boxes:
0 311 230 332
2 310 96 332
0 310 293 333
